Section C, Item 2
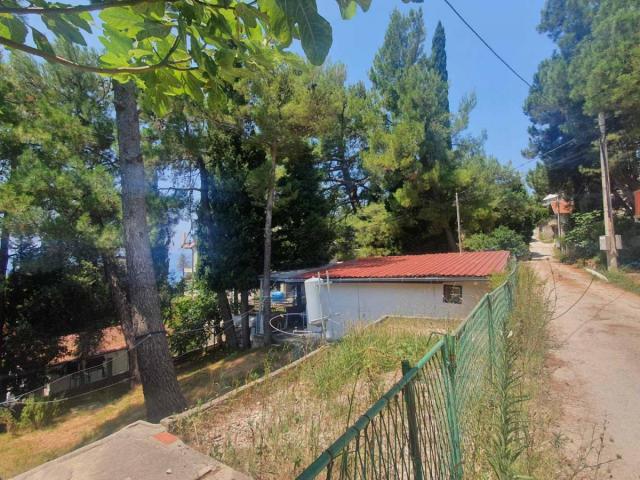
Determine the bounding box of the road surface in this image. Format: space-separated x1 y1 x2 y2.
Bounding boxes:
529 239 640 479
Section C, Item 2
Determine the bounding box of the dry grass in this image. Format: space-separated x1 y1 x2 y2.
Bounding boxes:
0 347 294 479
175 317 454 479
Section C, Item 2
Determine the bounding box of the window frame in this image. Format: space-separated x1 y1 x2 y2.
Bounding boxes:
443 284 463 304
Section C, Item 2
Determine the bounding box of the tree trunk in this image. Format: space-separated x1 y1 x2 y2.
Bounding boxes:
0 222 9 393
217 289 238 349
260 145 277 346
103 254 140 386
240 289 251 350
113 80 186 422
194 156 238 350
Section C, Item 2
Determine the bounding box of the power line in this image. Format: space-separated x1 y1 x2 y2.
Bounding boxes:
513 139 578 170
440 0 532 88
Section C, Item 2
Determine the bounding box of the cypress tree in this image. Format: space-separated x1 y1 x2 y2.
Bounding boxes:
431 21 451 146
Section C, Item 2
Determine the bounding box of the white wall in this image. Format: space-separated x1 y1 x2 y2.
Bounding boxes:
308 280 489 340
45 349 130 396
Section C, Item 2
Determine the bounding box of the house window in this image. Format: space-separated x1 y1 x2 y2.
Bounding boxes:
443 285 463 304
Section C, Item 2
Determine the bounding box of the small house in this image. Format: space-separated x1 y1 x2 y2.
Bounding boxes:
44 326 130 397
258 251 510 340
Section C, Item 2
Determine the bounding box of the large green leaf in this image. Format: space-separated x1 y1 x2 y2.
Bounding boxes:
276 0 332 65
100 7 144 36
259 0 292 46
0 16 27 43
336 0 357 19
31 27 55 55
42 16 86 45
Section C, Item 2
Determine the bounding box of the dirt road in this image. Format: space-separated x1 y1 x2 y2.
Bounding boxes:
528 239 640 479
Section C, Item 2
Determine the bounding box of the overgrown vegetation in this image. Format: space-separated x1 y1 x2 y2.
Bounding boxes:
176 318 451 479
466 226 530 258
0 346 294 478
463 265 558 478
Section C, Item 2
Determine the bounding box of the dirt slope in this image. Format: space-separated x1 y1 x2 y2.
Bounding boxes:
529 239 640 479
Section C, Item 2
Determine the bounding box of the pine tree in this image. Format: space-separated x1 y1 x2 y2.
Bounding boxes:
370 8 427 116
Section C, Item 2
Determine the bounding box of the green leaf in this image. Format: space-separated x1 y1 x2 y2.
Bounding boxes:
236 3 258 28
31 28 55 55
100 7 144 35
0 16 28 43
337 0 357 20
136 20 171 40
276 0 332 65
42 16 86 45
355 0 372 11
63 12 92 33
259 0 292 46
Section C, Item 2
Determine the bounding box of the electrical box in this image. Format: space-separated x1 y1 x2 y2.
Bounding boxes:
599 235 623 250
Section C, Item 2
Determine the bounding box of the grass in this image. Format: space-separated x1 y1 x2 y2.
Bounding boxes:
0 347 295 479
175 317 454 479
601 268 640 296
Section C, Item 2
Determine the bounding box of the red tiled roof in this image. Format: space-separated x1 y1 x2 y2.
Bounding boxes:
550 199 574 215
52 326 127 365
304 251 510 280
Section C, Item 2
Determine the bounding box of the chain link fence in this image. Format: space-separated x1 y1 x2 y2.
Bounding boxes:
297 264 518 480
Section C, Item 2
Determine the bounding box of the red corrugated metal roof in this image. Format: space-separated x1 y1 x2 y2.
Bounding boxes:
304 251 510 280
52 326 127 365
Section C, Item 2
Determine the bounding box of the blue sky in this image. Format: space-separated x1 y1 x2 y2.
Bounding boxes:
312 0 554 171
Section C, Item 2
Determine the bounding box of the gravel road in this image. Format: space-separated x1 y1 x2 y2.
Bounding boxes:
529 239 640 479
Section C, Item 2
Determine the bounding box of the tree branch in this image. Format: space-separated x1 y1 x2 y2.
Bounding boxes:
0 0 230 15
0 34 190 75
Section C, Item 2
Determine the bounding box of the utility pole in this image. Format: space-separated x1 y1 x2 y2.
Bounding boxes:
455 191 462 253
598 112 619 270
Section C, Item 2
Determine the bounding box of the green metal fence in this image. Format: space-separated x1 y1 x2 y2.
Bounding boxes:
297 265 518 480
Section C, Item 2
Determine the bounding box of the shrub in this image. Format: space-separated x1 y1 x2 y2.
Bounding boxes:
0 406 18 433
563 211 603 260
18 396 60 429
465 226 529 258
166 291 220 356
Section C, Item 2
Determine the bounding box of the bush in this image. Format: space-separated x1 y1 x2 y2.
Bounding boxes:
166 291 220 356
0 406 18 433
18 396 60 429
563 211 603 260
465 226 528 258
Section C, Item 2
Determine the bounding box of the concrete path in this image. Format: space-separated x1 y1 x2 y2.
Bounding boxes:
528 239 640 479
12 421 249 480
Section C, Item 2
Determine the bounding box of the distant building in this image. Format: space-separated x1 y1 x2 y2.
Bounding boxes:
44 326 129 397
540 193 574 239
180 232 197 282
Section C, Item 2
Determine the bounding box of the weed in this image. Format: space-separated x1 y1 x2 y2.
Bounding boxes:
18 397 60 429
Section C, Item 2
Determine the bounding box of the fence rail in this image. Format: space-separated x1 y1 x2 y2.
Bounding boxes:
297 265 518 480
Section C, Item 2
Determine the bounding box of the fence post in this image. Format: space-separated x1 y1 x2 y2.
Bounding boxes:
487 295 495 380
402 360 424 480
442 334 463 480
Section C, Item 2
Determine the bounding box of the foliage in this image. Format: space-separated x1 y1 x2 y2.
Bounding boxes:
563 210 603 260
0 407 18 433
347 202 399 257
0 50 122 394
165 292 220 356
311 65 373 214
272 143 335 270
18 397 60 429
525 0 640 214
525 162 551 202
465 226 529 258
363 8 458 253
